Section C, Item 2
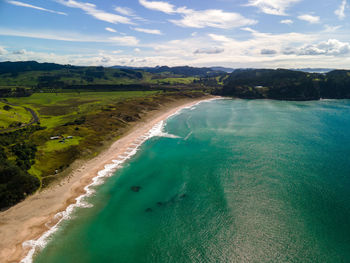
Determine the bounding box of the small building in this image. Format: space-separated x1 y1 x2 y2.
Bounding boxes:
67 136 73 139
50 136 60 140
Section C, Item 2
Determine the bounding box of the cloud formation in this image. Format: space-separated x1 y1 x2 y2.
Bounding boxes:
283 39 350 56
139 0 175 14
7 0 67 15
298 39 350 55
0 27 139 46
109 36 139 46
105 27 117 33
56 0 133 24
115 6 135 16
170 9 257 29
133 27 162 35
280 19 293 25
335 0 347 19
0 46 7 55
247 0 301 15
139 0 256 29
297 14 320 23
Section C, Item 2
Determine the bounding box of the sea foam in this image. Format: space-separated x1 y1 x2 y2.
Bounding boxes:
20 98 217 263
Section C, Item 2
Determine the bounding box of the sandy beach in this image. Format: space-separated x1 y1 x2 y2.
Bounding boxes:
0 97 211 263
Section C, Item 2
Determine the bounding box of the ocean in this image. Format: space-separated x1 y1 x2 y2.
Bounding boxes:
32 99 350 262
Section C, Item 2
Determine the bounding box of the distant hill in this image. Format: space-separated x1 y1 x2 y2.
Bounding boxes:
3 62 350 101
0 61 72 75
0 61 149 90
112 65 225 77
210 66 235 73
0 61 225 95
291 68 335 73
217 68 350 100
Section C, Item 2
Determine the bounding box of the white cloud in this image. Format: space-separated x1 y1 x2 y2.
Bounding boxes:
241 27 257 33
114 6 147 22
149 31 319 67
109 36 139 46
0 28 141 47
323 25 342 32
3 34 350 69
335 0 347 19
247 0 301 16
105 27 117 33
170 9 257 29
280 19 293 25
6 0 67 15
0 46 8 55
0 28 99 42
297 39 350 56
139 0 256 29
133 27 162 35
208 34 232 43
139 0 175 14
56 0 133 24
207 29 318 59
297 14 320 24
115 6 135 16
134 48 141 52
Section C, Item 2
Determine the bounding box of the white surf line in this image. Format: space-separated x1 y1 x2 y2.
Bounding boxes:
184 131 193 141
20 97 219 263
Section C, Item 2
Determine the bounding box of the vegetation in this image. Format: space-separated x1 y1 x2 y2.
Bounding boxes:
217 69 350 100
0 102 32 129
137 65 224 77
0 63 207 209
0 61 225 93
0 126 42 208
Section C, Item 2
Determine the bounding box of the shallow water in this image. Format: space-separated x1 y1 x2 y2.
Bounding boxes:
34 99 350 263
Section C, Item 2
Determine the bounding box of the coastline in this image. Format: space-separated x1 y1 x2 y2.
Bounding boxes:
0 96 214 263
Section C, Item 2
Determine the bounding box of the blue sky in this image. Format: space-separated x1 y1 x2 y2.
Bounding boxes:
0 0 350 68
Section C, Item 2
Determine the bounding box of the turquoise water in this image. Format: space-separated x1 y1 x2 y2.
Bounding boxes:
34 99 350 263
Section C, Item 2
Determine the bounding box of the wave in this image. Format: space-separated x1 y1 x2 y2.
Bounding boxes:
20 97 220 263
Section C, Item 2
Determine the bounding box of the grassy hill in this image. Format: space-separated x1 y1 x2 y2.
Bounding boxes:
0 102 32 129
217 68 350 100
0 61 226 91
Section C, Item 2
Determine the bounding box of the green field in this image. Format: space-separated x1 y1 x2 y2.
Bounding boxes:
0 68 143 87
7 91 159 128
0 102 32 129
0 68 199 88
3 91 160 179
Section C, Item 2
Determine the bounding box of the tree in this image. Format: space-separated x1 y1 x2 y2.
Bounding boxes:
3 105 11 111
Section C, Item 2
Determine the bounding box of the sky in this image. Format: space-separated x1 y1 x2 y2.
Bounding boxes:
0 0 350 68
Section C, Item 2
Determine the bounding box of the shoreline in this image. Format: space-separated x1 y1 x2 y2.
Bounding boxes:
0 96 215 263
